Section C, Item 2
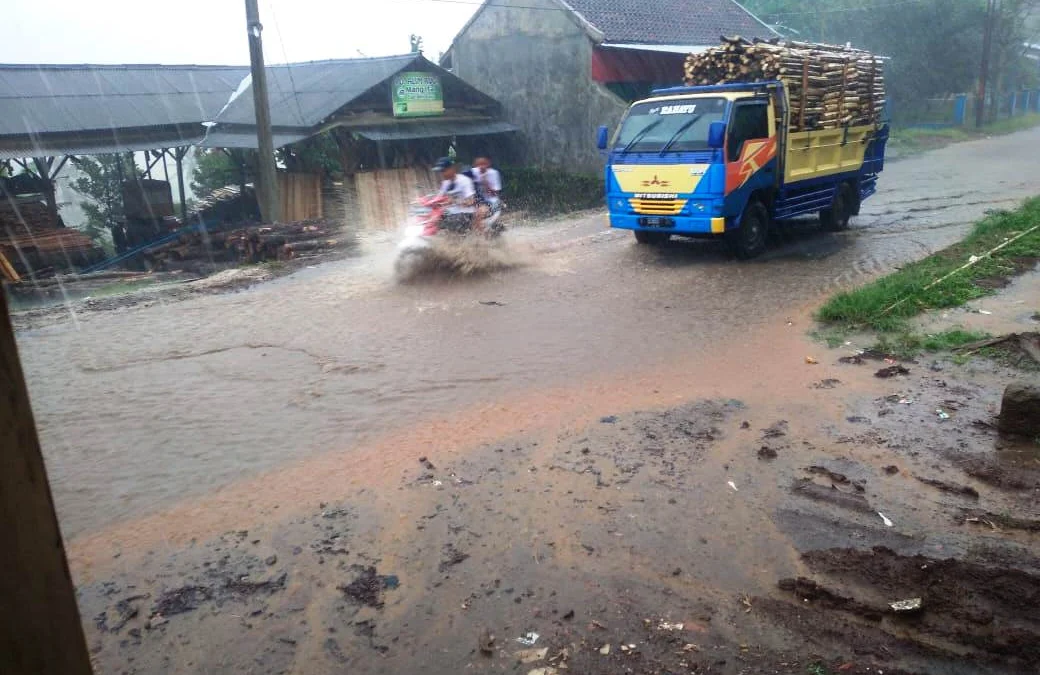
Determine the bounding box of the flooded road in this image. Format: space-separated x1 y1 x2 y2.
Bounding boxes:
14 127 1040 540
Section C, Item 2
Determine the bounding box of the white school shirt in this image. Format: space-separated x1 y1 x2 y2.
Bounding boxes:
439 174 476 214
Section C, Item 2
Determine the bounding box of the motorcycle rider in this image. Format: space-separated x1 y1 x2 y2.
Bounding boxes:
432 157 483 232
471 156 503 221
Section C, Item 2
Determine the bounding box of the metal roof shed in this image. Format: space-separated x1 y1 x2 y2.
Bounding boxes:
199 53 518 160
0 63 250 220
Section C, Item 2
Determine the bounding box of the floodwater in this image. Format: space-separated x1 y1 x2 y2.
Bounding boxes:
14 127 1040 541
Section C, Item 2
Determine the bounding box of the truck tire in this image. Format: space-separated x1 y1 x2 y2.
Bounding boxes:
634 230 670 245
820 184 854 232
727 201 769 259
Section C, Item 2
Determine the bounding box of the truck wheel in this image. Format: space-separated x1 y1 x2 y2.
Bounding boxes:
820 185 854 232
634 230 670 245
727 201 769 259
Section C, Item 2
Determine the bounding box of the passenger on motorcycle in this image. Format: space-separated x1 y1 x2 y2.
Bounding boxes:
471 156 503 219
432 157 482 233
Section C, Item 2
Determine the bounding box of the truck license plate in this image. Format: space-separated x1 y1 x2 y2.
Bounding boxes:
641 217 671 228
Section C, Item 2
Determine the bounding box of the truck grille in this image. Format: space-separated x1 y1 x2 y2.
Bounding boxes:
629 198 686 215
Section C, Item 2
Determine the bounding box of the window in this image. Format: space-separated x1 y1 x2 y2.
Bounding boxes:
727 103 770 162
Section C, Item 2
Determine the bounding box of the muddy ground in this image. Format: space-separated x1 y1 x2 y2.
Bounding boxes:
11 127 1040 674
79 351 1040 675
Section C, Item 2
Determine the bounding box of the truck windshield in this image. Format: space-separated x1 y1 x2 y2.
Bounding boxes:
614 97 727 153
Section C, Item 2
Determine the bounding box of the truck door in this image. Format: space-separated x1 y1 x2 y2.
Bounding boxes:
725 101 776 196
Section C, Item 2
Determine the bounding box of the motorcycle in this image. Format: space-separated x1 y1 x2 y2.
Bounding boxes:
394 193 505 280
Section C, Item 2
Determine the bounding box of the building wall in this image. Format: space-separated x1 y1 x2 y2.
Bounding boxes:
450 0 628 172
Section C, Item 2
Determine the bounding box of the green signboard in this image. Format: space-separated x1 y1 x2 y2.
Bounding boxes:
391 71 444 118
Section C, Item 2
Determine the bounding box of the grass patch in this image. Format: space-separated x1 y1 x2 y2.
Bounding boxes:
888 114 1040 156
871 328 990 360
817 197 1040 332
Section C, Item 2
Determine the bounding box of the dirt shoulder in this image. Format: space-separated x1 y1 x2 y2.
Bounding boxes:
76 307 1039 675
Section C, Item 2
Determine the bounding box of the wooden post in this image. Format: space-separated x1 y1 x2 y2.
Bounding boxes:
174 147 189 222
244 0 282 224
0 291 94 675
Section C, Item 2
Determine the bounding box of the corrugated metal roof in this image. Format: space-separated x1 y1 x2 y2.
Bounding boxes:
214 54 421 127
0 129 205 160
0 64 249 137
0 55 508 156
563 0 777 45
353 119 519 142
196 129 311 149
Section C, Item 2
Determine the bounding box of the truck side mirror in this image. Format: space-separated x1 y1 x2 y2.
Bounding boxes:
596 125 609 150
708 122 727 149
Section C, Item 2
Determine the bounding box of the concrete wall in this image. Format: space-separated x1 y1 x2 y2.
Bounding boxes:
450 0 628 172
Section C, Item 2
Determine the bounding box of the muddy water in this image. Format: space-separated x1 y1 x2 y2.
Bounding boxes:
14 128 1040 540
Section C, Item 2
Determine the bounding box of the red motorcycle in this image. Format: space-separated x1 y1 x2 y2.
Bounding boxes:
394 193 504 280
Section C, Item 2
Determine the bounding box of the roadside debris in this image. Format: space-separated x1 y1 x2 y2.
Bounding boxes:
145 613 168 629
599 644 611 655
762 420 788 438
936 408 951 421
757 446 778 460
875 365 910 378
877 512 894 527
915 476 977 497
517 632 540 646
889 597 923 613
656 621 685 631
956 332 1040 366
600 416 619 424
740 593 753 613
527 668 558 675
883 465 900 475
418 456 436 470
478 628 495 655
439 543 470 571
805 356 819 365
479 300 506 306
998 382 1040 437
338 567 398 608
727 481 739 492
517 647 549 663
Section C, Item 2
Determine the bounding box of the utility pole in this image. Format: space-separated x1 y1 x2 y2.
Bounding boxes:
244 0 281 223
977 0 998 128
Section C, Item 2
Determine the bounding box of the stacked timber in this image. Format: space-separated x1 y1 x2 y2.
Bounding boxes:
143 219 345 270
1 200 104 278
684 37 886 132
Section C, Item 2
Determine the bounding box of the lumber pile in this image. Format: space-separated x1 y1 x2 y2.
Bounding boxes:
1 200 104 278
143 219 345 270
684 37 886 131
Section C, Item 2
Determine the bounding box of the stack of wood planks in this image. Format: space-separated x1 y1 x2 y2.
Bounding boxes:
1 200 104 280
684 37 886 132
143 219 345 270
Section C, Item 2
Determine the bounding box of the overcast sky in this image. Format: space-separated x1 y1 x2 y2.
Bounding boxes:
0 0 480 65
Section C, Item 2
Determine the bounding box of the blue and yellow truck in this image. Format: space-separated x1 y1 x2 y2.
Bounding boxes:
597 80 888 258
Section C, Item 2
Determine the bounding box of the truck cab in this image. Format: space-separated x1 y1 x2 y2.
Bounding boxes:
600 81 887 258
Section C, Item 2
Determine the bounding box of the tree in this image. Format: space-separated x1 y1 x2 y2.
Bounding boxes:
277 132 343 176
191 148 246 198
744 0 988 122
71 153 140 245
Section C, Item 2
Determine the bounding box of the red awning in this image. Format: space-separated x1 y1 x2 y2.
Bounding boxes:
590 46 686 84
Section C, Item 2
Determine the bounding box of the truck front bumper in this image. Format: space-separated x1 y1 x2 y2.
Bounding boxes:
609 213 726 235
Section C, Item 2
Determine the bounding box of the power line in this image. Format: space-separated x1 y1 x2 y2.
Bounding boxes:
380 0 927 19
265 0 308 127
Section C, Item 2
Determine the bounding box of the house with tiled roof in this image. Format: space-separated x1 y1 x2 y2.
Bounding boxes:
442 0 777 170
